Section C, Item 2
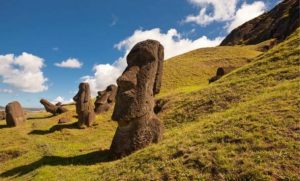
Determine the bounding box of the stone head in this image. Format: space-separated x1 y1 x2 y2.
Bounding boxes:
40 99 51 106
73 82 90 103
112 40 164 122
96 84 117 105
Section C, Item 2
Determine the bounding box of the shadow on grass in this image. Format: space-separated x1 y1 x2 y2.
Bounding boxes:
29 123 79 135
27 115 54 120
0 124 9 129
0 150 111 178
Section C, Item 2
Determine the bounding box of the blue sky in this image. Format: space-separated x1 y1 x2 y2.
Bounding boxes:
0 0 279 107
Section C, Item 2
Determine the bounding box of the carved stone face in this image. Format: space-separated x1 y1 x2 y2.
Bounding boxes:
73 83 90 103
73 82 94 127
96 85 117 105
112 40 164 123
94 84 117 114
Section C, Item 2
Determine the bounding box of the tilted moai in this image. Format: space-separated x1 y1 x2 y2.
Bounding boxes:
110 39 164 158
5 101 26 127
73 82 95 128
94 84 117 114
40 99 68 115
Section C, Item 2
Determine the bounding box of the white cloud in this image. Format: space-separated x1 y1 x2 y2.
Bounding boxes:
0 88 13 94
184 0 266 32
81 64 123 96
0 52 48 93
226 1 266 32
82 28 223 95
184 0 238 25
55 58 83 68
51 96 73 104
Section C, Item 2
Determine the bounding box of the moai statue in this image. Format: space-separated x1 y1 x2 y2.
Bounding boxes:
73 83 95 128
110 40 164 158
5 101 26 127
94 84 117 114
40 99 68 115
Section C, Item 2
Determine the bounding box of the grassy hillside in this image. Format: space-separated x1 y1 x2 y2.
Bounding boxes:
160 46 261 95
0 29 299 180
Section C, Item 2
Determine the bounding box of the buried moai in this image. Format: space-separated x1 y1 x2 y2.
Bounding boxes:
5 101 26 127
94 84 117 114
110 39 164 158
73 82 95 128
209 67 235 83
40 99 68 116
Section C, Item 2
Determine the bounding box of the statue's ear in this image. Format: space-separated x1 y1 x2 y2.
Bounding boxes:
153 44 164 95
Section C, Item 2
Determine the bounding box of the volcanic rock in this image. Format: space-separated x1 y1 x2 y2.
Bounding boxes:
73 83 95 128
5 101 26 127
58 117 71 124
110 39 164 158
221 0 299 46
40 99 68 115
94 84 117 114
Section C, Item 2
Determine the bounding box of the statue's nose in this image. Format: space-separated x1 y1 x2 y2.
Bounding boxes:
98 93 109 104
117 66 139 90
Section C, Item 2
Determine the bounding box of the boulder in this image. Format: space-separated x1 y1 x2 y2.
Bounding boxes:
5 101 26 127
58 117 71 124
110 40 164 158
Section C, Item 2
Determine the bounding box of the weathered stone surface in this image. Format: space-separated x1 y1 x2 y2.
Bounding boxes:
73 83 95 128
55 102 62 107
110 39 164 158
94 84 117 114
209 67 235 83
0 111 5 120
58 117 71 124
40 99 68 115
5 101 26 127
221 0 299 46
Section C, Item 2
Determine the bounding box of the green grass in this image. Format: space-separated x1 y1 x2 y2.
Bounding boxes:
160 45 261 95
0 29 299 180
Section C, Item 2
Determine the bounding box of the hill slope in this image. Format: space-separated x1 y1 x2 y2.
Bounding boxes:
161 46 260 95
221 0 299 46
0 26 299 180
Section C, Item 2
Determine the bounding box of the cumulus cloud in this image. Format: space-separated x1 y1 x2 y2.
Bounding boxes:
0 88 13 94
55 58 83 68
82 28 223 95
0 52 48 93
184 0 238 25
226 1 266 32
81 63 123 96
184 0 266 32
51 96 73 104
